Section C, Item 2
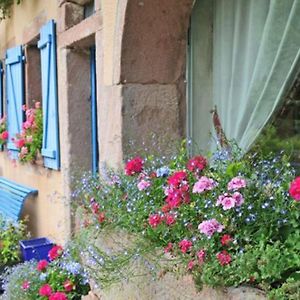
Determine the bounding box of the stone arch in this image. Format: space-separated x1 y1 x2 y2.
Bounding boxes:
112 0 194 156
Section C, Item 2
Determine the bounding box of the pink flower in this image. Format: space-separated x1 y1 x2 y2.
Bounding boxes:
192 176 217 194
125 157 144 176
20 146 28 156
232 192 244 206
22 280 30 290
289 177 300 201
197 249 206 264
39 284 52 297
35 101 41 109
23 121 32 130
49 292 68 300
161 204 171 213
164 242 173 253
165 213 176 226
216 250 232 266
48 245 63 261
187 260 195 270
228 177 246 191
137 179 151 191
221 196 236 210
37 259 48 271
198 219 224 237
178 239 193 253
98 212 105 223
0 131 8 140
63 280 74 292
187 156 207 173
148 214 162 228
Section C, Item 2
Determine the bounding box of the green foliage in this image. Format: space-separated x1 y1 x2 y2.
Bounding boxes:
71 143 300 299
0 215 28 265
0 0 21 20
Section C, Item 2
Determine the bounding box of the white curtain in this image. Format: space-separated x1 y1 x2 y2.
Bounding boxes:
190 0 300 151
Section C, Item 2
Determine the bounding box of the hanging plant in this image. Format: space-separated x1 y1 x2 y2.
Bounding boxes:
12 101 43 164
0 0 22 20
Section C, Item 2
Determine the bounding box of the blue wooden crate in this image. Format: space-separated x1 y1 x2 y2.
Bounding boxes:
20 238 53 262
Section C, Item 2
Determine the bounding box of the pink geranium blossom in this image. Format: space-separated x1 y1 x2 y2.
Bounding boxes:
232 192 244 206
197 249 206 264
148 214 162 228
39 284 52 297
187 260 195 270
228 177 246 191
192 176 217 194
137 179 151 191
198 219 224 237
178 239 193 253
217 250 232 266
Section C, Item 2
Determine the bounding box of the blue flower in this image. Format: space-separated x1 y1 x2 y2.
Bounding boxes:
156 166 170 177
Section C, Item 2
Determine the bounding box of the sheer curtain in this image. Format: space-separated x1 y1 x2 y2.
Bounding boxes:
189 0 300 151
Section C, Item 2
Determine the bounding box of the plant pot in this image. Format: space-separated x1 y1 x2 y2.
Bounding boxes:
20 238 53 262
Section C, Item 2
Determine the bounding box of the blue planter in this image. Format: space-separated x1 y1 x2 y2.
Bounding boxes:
20 238 53 262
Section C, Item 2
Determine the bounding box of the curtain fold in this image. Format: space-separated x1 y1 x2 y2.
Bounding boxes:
190 0 300 151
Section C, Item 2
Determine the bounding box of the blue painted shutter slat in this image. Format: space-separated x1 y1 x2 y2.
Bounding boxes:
6 46 24 159
38 20 60 170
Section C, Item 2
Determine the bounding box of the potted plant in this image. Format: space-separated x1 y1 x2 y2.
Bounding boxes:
1 244 90 299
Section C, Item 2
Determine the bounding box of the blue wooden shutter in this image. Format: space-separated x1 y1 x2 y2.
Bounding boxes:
0 61 3 151
38 20 60 170
90 46 99 174
6 46 24 158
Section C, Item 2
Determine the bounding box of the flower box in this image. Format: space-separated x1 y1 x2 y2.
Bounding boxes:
19 238 53 262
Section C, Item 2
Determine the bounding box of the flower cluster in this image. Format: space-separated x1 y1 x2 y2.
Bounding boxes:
73 144 300 299
2 244 90 300
0 115 8 146
12 101 42 163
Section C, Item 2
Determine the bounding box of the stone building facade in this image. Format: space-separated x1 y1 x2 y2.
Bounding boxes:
0 0 194 243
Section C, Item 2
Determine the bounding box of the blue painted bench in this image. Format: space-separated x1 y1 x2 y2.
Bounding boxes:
0 177 38 221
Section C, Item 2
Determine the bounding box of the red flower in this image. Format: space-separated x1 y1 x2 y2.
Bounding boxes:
64 280 74 292
14 138 25 149
91 202 100 214
0 131 8 140
48 245 63 261
221 234 233 246
289 177 300 201
187 155 207 173
197 249 206 264
125 157 144 176
98 212 105 223
165 213 176 226
161 204 171 213
148 214 162 228
178 239 193 253
164 242 173 253
37 259 48 271
167 171 187 188
49 292 68 300
39 284 52 297
216 250 232 266
22 280 30 290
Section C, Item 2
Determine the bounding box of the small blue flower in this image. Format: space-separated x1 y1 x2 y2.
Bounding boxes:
156 166 170 177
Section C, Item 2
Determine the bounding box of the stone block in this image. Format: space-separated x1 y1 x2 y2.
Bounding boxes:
58 2 84 32
121 83 182 157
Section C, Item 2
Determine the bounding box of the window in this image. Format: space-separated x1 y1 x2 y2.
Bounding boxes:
188 0 300 153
